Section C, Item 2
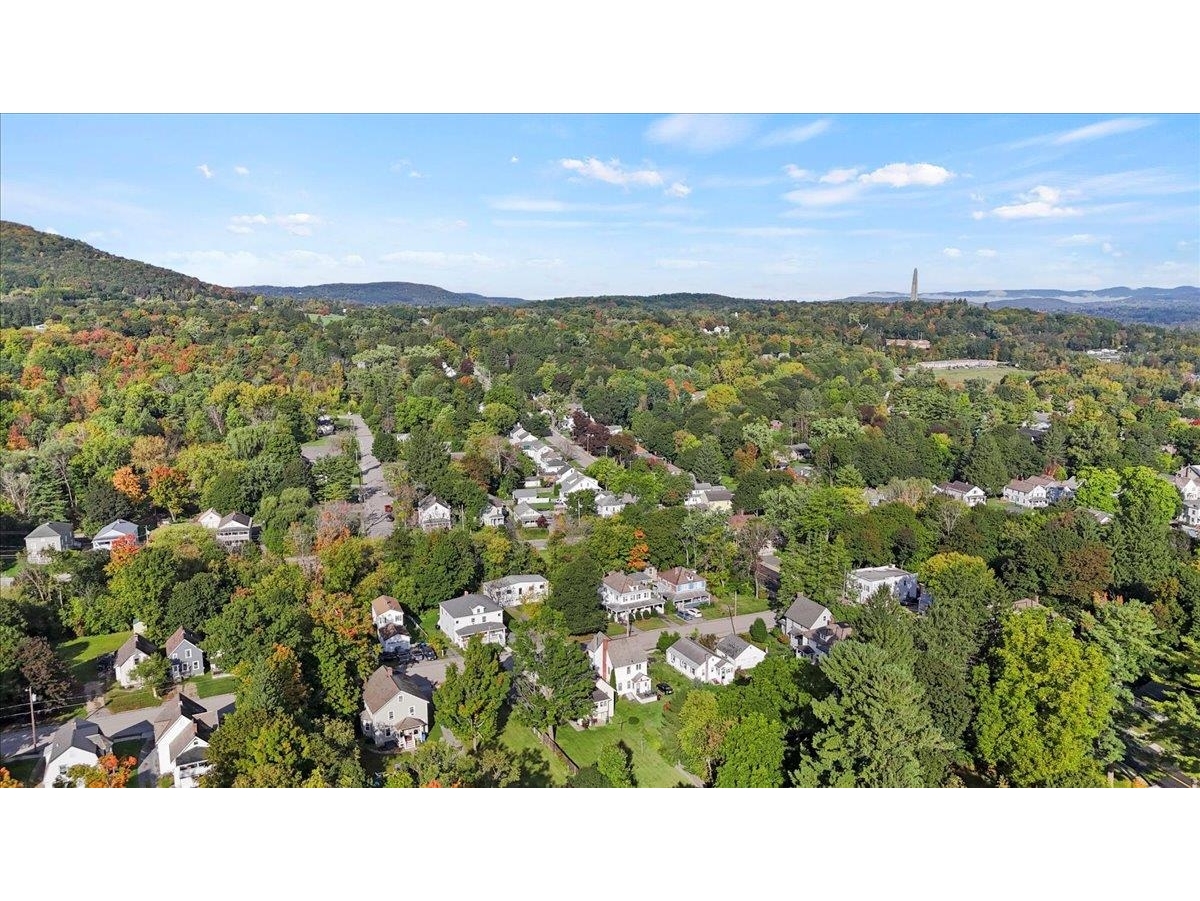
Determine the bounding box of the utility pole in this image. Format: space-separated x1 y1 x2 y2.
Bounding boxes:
27 688 38 751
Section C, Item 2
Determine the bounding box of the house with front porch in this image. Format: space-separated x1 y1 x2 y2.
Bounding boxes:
585 634 655 702
92 519 141 551
153 694 215 788
936 481 986 506
360 667 432 750
780 595 852 661
595 492 636 517
371 595 406 630
480 503 507 528
417 496 453 531
656 566 710 608
438 594 507 648
482 574 550 607
665 637 736 685
514 502 546 528
599 567 665 621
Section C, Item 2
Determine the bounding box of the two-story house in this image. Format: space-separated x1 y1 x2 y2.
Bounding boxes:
24 522 79 564
1172 465 1200 502
371 595 406 630
665 636 736 685
599 567 665 621
480 503 507 528
438 594 507 648
417 496 453 532
684 483 734 513
164 627 204 680
114 633 158 688
595 492 636 517
557 469 601 497
92 519 141 552
656 565 710 609
152 694 215 788
585 634 655 702
481 574 550 607
780 595 853 661
360 667 432 750
845 566 919 604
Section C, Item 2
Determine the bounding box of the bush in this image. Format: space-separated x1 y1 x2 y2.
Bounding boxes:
569 766 612 788
749 617 768 643
656 631 680 653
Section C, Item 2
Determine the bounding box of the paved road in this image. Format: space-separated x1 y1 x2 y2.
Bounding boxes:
547 426 598 468
610 610 777 656
349 413 395 540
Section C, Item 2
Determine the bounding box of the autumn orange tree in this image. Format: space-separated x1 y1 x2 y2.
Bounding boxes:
0 767 24 788
105 534 141 571
66 754 139 787
111 465 144 501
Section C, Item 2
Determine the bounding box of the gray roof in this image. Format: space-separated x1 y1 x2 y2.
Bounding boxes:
217 512 252 529
705 488 734 502
850 566 914 582
456 621 506 638
715 634 753 660
418 495 448 512
485 574 548 589
604 637 648 668
940 481 981 495
668 636 714 667
784 594 829 630
440 593 502 618
115 633 157 667
46 718 111 764
363 666 431 714
27 522 74 541
95 519 140 540
164 626 202 656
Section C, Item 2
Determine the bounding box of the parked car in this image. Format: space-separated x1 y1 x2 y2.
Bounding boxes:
410 645 437 661
656 682 674 695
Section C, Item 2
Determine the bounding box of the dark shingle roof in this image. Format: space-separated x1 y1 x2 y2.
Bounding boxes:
715 634 752 660
668 637 713 667
27 522 74 541
164 627 202 656
440 593 502 618
363 666 431 714
784 595 830 631
45 718 111 763
115 633 157 667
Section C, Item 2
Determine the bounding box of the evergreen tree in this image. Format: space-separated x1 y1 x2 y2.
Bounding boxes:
549 554 607 635
962 432 1009 495
435 637 510 751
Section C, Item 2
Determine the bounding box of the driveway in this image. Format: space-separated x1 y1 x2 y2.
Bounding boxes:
606 610 777 657
349 413 395 540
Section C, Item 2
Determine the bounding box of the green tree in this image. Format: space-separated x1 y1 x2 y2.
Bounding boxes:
962 432 1010 495
974 608 1115 786
549 554 607 635
597 740 636 788
749 617 768 643
511 620 596 742
434 637 511 751
795 641 948 787
715 712 786 787
1148 636 1200 777
131 654 171 698
1081 600 1160 703
691 435 726 484
1074 467 1121 513
676 689 731 784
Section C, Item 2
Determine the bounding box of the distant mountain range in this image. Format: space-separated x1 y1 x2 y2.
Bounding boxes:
2 222 1197 326
240 281 525 307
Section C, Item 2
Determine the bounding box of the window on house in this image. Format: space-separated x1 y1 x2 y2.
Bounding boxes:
388 710 394 720
185 649 191 658
409 706 415 715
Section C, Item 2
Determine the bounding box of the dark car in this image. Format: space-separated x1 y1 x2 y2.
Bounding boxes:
656 682 674 695
411 646 437 661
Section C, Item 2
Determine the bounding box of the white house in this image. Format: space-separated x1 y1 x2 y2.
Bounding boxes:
371 595 407 630
24 522 79 564
152 694 215 788
846 566 919 604
599 567 665 621
360 667 432 750
685 483 734 513
92 519 141 551
114 633 158 688
195 509 252 546
665 637 736 685
936 481 987 506
42 718 113 787
1172 465 1200 502
164 627 204 680
714 634 766 673
578 678 615 728
1178 500 1200 528
378 623 411 655
1002 476 1052 508
480 503 507 528
481 574 550 607
514 502 546 528
557 469 601 497
656 566 710 608
417 496 453 531
595 492 635 517
438 594 507 648
585 634 655 702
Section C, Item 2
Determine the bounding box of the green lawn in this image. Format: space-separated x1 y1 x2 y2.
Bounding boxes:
701 594 771 620
305 313 346 324
932 366 1034 386
499 719 570 787
188 672 240 699
556 700 689 788
105 686 161 713
633 615 670 631
55 631 131 685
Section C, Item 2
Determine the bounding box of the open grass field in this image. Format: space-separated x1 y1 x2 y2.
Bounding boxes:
499 719 570 787
55 631 131 685
556 699 690 788
188 672 240 699
104 686 160 713
931 366 1034 386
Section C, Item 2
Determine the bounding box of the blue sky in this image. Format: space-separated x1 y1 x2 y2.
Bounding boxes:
1 114 1196 299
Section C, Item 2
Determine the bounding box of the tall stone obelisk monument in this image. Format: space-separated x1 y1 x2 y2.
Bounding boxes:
911 268 919 302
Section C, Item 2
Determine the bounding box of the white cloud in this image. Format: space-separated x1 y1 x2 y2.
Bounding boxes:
704 174 779 188
665 182 692 199
971 211 986 220
655 258 712 270
510 156 519 164
688 225 819 237
1058 233 1101 246
561 157 664 188
491 197 568 212
760 119 832 147
234 166 250 176
408 170 424 178
645 114 755 153
380 250 496 268
227 212 322 236
197 164 214 179
783 165 814 181
820 167 859 185
343 254 365 266
969 192 986 203
1052 117 1155 145
783 183 864 207
858 162 953 187
942 247 962 258
976 248 998 258
991 185 1081 219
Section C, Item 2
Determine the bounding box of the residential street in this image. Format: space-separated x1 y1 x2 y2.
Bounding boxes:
350 413 395 540
611 610 778 657
547 425 598 468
